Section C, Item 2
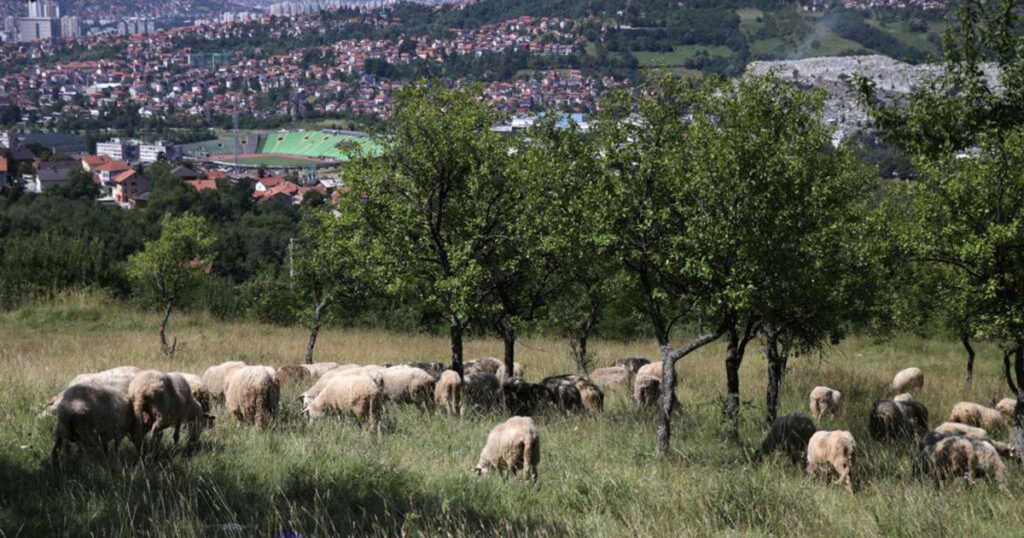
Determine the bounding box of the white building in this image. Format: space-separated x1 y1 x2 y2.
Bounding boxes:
96 138 137 161
139 141 177 164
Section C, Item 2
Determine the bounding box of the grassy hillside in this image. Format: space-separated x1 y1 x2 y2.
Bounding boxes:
1 293 1022 536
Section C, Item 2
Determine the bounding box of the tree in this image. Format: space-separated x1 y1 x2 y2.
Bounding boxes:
292 209 369 364
348 85 510 375
127 213 215 356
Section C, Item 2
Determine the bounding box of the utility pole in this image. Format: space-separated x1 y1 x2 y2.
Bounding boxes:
233 109 240 174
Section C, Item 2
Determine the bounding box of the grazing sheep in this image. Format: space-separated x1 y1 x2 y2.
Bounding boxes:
918 435 1006 487
435 370 462 415
406 361 447 378
890 367 924 393
538 375 584 413
465 358 502 376
636 361 663 379
45 366 141 415
948 401 1007 432
276 364 312 388
304 362 341 380
300 366 383 408
225 366 280 429
894 393 914 402
925 423 1016 458
934 421 988 439
380 366 436 412
128 370 212 449
633 374 661 407
502 378 549 416
169 372 212 413
615 357 651 374
474 416 540 481
201 360 247 404
971 438 1008 485
496 362 525 384
809 386 843 420
305 373 385 433
572 376 604 413
995 398 1018 423
589 366 631 390
869 399 929 442
754 413 817 465
51 384 138 466
806 430 856 493
462 372 502 414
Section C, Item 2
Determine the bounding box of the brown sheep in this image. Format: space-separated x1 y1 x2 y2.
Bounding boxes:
614 357 650 374
474 416 540 481
918 435 1006 487
435 370 462 415
225 366 280 429
51 384 138 466
927 423 1017 459
169 372 211 413
201 360 246 404
305 373 385 433
995 398 1017 423
890 367 924 393
754 412 817 466
380 366 436 412
276 364 312 388
465 358 502 376
948 401 1006 432
566 375 603 413
809 386 843 420
128 371 212 450
806 430 856 493
538 375 584 413
589 366 631 390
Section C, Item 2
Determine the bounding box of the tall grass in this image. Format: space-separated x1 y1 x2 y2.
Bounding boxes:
1 292 1021 537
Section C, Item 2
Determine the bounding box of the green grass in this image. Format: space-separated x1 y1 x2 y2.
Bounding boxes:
1 292 1023 536
635 45 735 68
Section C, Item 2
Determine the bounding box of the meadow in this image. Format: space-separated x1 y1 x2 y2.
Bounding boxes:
1 293 1022 537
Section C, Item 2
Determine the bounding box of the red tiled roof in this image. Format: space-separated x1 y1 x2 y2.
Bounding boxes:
112 169 136 184
188 179 218 192
0 157 7 174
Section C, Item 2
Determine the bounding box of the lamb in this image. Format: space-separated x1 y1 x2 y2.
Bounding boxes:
128 370 212 450
51 383 138 466
615 357 650 374
465 358 502 376
633 374 661 407
435 370 462 415
869 399 929 442
809 386 842 420
276 364 311 387
305 372 385 433
462 372 502 414
45 366 141 414
894 393 914 402
995 398 1017 423
380 366 436 412
225 366 280 428
948 401 1007 432
806 430 856 493
538 375 584 413
890 367 924 393
502 378 549 416
474 416 540 482
168 371 212 412
754 412 817 465
589 366 631 390
201 360 247 404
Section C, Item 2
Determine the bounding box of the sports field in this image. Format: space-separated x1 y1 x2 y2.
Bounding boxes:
208 154 331 167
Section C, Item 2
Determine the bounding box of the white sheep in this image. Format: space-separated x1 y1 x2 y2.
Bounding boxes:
435 370 462 415
633 374 661 407
300 365 382 408
128 370 211 449
589 366 631 390
51 383 138 466
305 372 385 433
806 430 856 493
474 416 540 481
890 367 924 393
201 360 247 404
995 398 1017 423
948 401 1006 432
809 386 843 420
380 366 436 412
45 366 141 415
636 361 664 379
225 366 280 429
304 362 341 380
893 393 914 402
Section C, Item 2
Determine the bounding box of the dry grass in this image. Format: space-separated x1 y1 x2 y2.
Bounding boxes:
1 291 1022 537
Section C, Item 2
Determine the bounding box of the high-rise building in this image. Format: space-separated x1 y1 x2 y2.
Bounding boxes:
18 0 60 42
60 16 80 40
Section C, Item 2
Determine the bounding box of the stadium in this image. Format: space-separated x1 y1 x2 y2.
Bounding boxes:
181 130 382 170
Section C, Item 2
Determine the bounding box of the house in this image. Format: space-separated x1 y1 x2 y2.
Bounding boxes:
171 165 200 180
111 169 151 208
80 154 114 172
31 161 77 193
93 160 133 187
254 175 286 192
0 157 8 184
253 180 300 204
187 179 218 192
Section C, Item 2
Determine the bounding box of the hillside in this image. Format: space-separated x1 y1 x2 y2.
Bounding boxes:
1 294 1022 536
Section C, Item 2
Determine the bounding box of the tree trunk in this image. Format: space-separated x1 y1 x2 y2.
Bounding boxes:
725 333 742 425
655 342 675 458
159 300 173 354
572 333 590 374
1012 347 1024 463
449 319 465 377
502 325 516 380
764 336 787 426
304 302 324 365
962 332 975 388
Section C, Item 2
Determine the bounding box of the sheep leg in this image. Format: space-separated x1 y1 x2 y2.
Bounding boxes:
50 434 64 468
172 423 181 445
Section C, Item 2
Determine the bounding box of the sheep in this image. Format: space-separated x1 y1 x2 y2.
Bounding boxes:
201 360 247 404
589 366 631 390
474 416 540 482
435 370 462 415
462 372 502 414
276 364 312 388
933 421 988 439
496 362 525 384
169 371 212 413
948 401 1007 432
809 386 842 420
225 366 280 429
304 362 340 380
538 375 584 413
754 412 817 466
305 372 385 433
572 376 604 413
633 374 661 407
869 399 929 442
406 361 447 378
918 435 1006 487
615 357 651 374
380 366 436 412
995 398 1017 423
894 393 914 402
128 370 213 450
51 384 138 467
45 366 141 415
971 438 1008 485
806 430 856 493
926 422 1017 458
890 367 924 393
502 378 549 416
465 358 502 376
300 366 383 409
636 361 663 379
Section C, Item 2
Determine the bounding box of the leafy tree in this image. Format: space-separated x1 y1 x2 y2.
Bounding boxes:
48 166 99 200
127 213 215 356
348 85 509 375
